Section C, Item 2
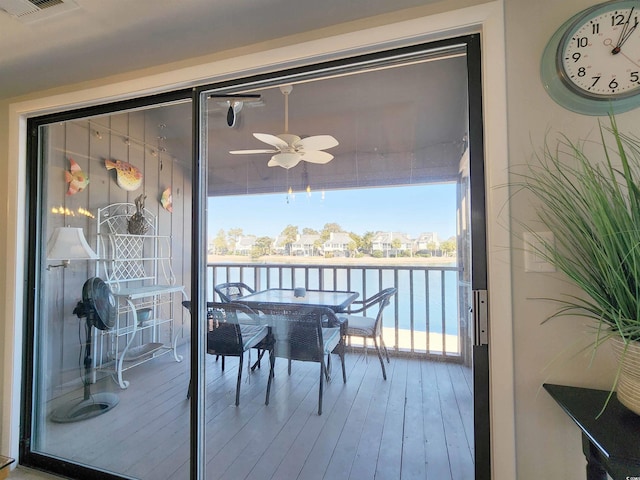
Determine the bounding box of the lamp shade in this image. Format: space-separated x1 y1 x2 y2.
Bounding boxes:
46 227 98 261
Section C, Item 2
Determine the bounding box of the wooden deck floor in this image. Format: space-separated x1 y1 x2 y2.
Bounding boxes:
34 350 474 480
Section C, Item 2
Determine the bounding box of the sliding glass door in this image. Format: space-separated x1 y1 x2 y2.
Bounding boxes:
23 96 194 479
197 35 487 480
20 34 488 480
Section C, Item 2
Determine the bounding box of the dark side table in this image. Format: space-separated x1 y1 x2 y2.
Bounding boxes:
0 455 15 480
544 383 640 480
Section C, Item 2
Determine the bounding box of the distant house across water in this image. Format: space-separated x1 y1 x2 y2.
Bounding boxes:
371 231 414 256
292 234 320 256
322 232 353 257
234 235 257 255
213 229 445 258
415 232 440 253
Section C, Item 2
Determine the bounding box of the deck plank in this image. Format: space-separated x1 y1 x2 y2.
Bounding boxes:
267 353 361 480
448 363 475 454
374 356 407 480
402 357 429 479
321 352 381 479
348 355 394 480
32 352 474 480
434 361 474 479
294 354 368 480
421 359 453 479
218 361 320 480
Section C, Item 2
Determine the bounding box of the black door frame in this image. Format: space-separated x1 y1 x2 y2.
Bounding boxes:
194 32 489 480
20 33 490 480
21 89 195 480
466 34 492 480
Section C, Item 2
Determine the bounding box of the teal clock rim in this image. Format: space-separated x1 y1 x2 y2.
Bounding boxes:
540 0 640 116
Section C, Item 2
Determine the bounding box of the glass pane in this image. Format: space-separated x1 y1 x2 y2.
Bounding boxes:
201 45 474 478
31 101 193 479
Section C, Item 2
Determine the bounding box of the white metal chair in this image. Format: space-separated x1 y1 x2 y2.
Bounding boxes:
339 287 397 380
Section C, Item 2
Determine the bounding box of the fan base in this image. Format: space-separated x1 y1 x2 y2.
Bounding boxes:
50 393 119 423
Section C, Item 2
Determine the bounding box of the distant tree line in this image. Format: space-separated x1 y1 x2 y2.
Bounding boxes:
209 222 456 258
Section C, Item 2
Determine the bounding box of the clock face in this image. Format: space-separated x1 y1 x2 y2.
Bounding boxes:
559 4 640 99
541 0 640 115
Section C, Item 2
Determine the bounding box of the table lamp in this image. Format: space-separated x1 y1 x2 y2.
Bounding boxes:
46 226 98 269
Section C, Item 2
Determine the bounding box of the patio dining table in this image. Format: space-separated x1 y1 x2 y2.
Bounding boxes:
235 288 359 312
235 288 358 383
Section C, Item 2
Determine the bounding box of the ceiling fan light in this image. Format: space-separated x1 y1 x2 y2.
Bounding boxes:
269 153 300 169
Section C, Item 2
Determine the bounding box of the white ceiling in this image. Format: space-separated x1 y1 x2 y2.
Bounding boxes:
2 0 470 195
201 55 469 195
0 0 439 100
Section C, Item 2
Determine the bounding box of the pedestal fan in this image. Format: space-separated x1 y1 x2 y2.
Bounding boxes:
50 277 120 423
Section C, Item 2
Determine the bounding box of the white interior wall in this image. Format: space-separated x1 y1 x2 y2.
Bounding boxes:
5 0 631 478
505 0 638 479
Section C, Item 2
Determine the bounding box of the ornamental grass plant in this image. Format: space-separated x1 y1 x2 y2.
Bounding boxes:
516 115 640 355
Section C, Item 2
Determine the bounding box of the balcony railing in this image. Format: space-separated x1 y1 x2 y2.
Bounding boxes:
207 261 470 363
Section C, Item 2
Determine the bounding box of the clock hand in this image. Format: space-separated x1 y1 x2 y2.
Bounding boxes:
612 7 637 53
603 36 639 66
619 49 640 68
619 17 639 48
613 8 631 50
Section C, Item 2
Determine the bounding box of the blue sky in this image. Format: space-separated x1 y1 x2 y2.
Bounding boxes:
208 183 457 240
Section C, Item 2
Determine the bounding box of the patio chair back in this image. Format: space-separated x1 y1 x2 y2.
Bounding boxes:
182 300 268 406
214 282 255 303
206 302 264 355
347 287 397 335
342 287 397 379
259 304 346 415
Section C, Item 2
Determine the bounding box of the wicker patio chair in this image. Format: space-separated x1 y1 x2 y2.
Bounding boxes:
182 301 270 406
260 304 346 415
214 282 271 371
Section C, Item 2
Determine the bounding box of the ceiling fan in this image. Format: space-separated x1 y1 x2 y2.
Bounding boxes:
229 84 339 169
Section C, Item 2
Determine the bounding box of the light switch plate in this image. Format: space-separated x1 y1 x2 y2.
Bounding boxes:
523 231 556 273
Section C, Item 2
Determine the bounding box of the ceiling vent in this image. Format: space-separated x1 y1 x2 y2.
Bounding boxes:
0 0 79 23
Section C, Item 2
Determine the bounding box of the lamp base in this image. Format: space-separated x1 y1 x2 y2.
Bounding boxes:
50 393 119 423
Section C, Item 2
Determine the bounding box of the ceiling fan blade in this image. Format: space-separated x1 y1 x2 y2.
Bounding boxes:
253 133 289 149
229 149 278 154
295 135 339 151
268 153 301 169
301 150 334 164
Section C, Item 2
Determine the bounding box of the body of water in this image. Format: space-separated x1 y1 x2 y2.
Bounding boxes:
209 263 462 337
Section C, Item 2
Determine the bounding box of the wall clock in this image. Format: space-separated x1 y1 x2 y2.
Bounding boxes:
541 0 640 115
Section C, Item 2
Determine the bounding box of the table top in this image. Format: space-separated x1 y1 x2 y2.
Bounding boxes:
544 383 640 466
237 288 358 312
